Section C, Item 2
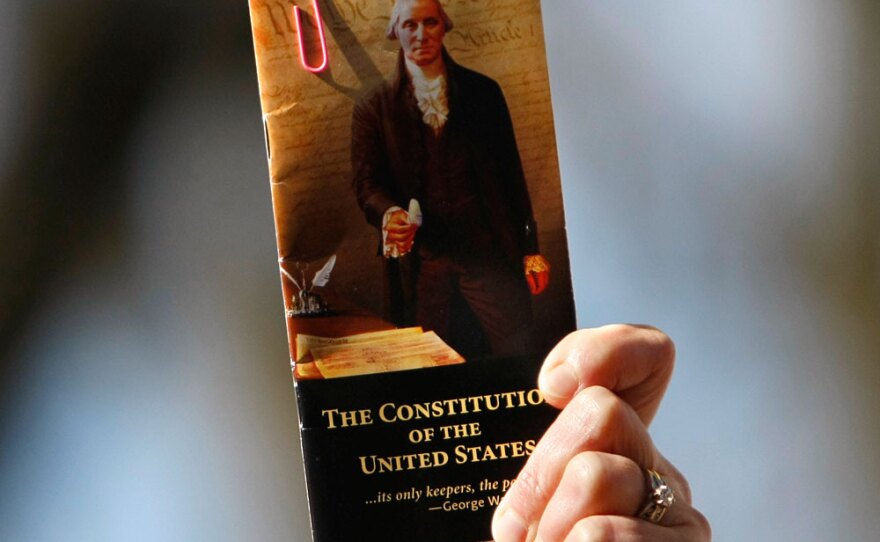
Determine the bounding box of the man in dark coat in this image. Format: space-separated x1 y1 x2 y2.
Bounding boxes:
351 0 550 357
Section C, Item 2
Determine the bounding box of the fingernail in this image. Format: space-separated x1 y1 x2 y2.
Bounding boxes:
492 501 532 542
539 362 579 401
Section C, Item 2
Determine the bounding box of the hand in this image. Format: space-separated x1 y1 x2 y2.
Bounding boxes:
524 254 550 295
492 325 711 541
385 208 418 255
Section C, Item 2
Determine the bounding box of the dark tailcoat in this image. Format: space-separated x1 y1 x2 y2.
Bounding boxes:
351 50 537 349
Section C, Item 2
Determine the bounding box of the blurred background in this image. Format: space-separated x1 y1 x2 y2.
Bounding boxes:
1 0 877 540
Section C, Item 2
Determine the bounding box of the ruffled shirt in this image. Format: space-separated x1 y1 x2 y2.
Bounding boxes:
406 59 449 133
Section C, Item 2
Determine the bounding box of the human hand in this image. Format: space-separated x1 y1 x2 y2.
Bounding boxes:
524 254 550 295
492 325 711 541
384 208 418 255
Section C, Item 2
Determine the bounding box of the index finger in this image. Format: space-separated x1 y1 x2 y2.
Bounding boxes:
537 325 675 425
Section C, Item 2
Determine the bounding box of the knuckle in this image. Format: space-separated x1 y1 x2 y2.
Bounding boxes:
510 464 550 508
570 516 614 542
567 452 602 491
568 452 639 502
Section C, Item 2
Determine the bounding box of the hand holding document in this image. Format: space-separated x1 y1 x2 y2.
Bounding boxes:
383 199 422 258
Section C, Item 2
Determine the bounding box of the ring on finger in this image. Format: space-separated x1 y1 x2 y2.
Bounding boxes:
638 468 675 524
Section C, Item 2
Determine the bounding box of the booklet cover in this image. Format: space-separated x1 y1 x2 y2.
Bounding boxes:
247 1 575 539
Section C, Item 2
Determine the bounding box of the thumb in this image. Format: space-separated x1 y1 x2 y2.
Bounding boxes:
537 325 675 426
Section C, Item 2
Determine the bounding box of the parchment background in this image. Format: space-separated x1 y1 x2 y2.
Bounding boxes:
251 0 575 355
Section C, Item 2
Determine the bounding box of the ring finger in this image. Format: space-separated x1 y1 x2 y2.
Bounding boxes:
536 452 686 541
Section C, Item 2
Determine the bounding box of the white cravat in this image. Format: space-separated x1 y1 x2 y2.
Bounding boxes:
406 59 449 133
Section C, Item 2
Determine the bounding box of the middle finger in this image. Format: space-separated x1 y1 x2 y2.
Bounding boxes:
493 386 659 541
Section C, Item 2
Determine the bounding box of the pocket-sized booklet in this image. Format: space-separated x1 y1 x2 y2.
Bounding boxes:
246 1 576 539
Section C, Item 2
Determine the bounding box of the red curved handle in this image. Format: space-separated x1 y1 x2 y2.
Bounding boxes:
293 0 328 73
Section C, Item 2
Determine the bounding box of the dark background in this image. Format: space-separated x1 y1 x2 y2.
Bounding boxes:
1 1 878 540
295 357 558 542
